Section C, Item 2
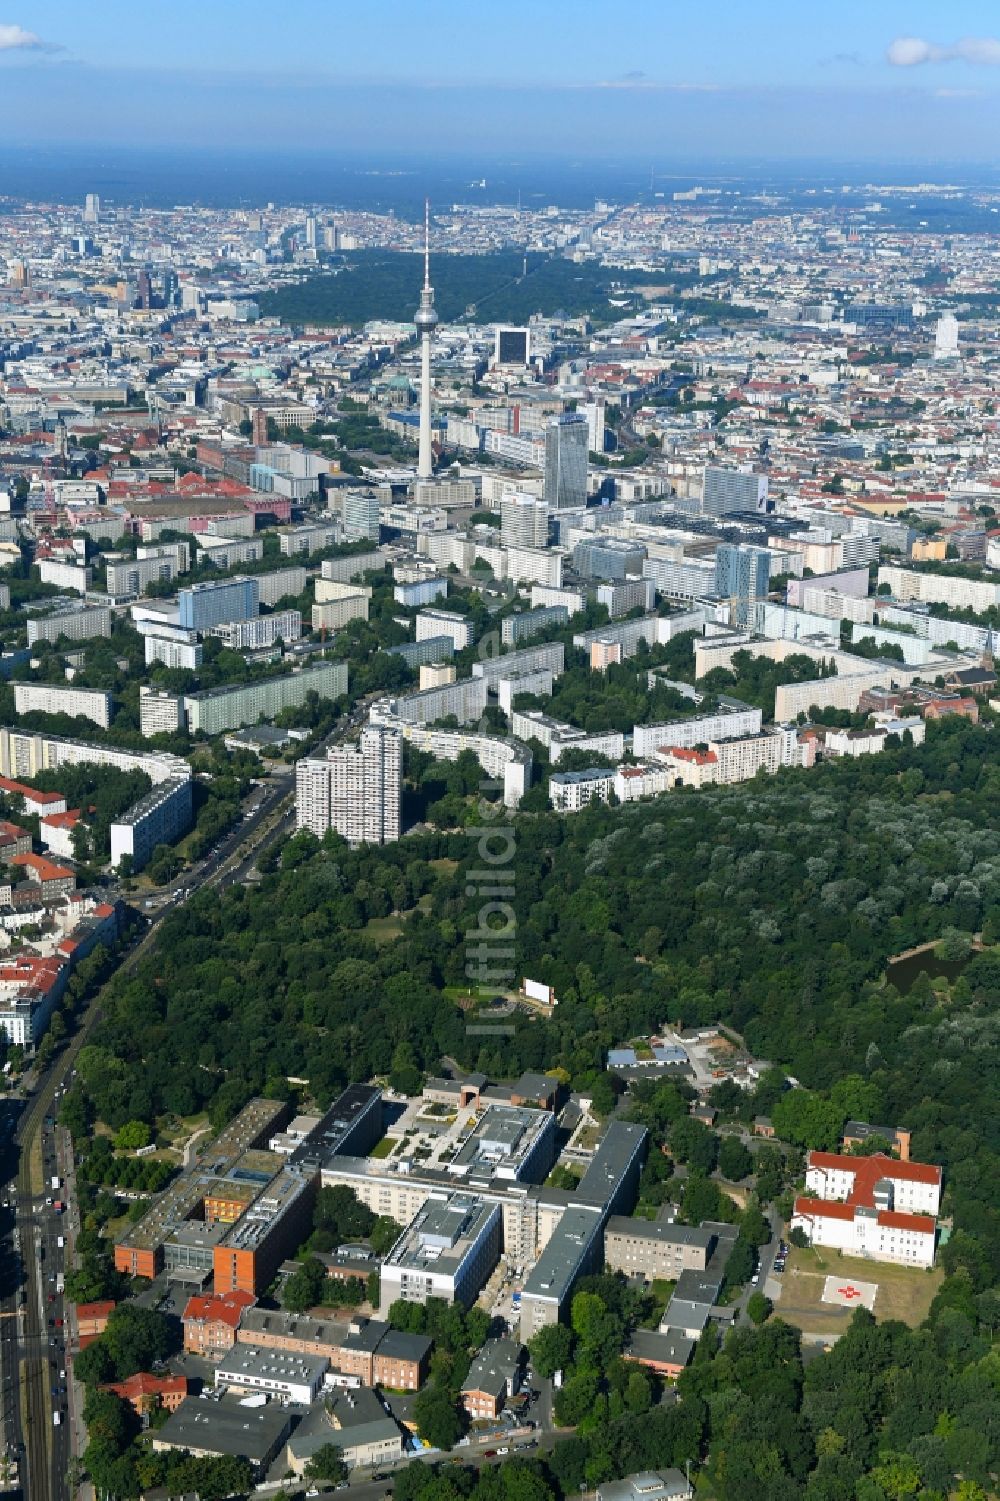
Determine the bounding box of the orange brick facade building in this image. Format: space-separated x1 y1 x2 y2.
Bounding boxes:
102 1373 188 1416
182 1290 257 1357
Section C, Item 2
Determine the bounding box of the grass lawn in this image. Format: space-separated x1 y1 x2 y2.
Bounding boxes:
364 915 406 943
545 1165 582 1190
774 1245 943 1336
155 1112 209 1147
368 1137 397 1159
639 1278 676 1328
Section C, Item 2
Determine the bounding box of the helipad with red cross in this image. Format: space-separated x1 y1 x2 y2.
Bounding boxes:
821 1274 878 1309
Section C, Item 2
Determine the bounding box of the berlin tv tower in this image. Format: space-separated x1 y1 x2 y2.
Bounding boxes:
414 199 438 481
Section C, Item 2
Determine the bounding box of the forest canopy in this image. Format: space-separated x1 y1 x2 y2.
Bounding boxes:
258 250 669 327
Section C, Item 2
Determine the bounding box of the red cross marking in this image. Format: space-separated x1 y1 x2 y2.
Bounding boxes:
838 1284 861 1300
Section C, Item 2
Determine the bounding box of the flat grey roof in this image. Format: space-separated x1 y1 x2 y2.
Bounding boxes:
520 1206 602 1304
238 1308 342 1345
672 1268 723 1304
385 1192 498 1276
324 1386 391 1430
288 1083 381 1170
575 1121 647 1206
155 1397 291 1463
166 1219 229 1250
217 1347 326 1384
375 1327 432 1363
341 1317 389 1355
626 1328 695 1367
451 1104 552 1176
605 1217 715 1248
598 1469 692 1501
463 1336 523 1388
115 774 191 827
662 1298 712 1332
288 1396 399 1460
219 1168 313 1253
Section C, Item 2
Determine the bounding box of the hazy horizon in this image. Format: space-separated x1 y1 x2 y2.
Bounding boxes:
3 143 1000 216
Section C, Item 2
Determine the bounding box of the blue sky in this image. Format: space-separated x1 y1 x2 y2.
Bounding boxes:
2 1 1000 160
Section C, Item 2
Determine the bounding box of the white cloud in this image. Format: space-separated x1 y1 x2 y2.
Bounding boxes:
887 37 938 65
957 37 1000 64
0 24 47 51
887 34 1000 66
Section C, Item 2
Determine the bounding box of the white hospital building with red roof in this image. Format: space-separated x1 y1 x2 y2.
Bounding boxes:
791 1151 941 1269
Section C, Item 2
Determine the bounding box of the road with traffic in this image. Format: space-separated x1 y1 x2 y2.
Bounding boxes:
0 733 336 1500
2 698 384 1499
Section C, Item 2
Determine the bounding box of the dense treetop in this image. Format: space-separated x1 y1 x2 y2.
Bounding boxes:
258 251 671 328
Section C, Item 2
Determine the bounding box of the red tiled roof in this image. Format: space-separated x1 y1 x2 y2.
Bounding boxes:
663 746 717 765
807 1151 941 1199
10 853 74 882
40 809 81 830
76 1300 115 1320
796 1195 854 1222
0 955 65 992
104 1372 188 1402
182 1289 256 1328
794 1196 935 1234
0 777 64 805
879 1209 936 1232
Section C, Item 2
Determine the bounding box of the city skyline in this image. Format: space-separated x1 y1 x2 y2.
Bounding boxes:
1 1 1000 160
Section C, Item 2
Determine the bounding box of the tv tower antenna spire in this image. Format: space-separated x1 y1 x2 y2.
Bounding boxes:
423 197 431 291
414 198 438 483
